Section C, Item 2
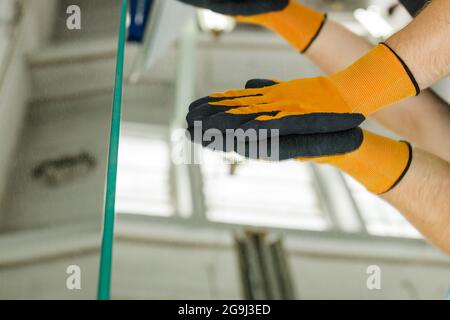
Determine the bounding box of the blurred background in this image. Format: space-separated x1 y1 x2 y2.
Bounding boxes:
0 0 449 299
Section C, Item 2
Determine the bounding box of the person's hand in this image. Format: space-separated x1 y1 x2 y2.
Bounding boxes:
177 0 326 52
177 0 289 16
188 78 413 195
189 125 411 194
187 123 364 160
186 43 419 138
188 78 363 159
187 77 366 137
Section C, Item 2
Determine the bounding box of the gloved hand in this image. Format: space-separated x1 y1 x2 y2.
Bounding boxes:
187 124 365 160
177 0 326 52
186 43 420 138
192 128 412 194
188 78 413 194
177 0 289 15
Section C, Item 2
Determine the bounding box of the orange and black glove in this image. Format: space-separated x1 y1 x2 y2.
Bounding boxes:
177 0 326 52
202 128 412 194
186 43 420 137
188 79 413 194
192 128 412 194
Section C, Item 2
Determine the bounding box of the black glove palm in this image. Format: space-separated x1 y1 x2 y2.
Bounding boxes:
177 0 289 16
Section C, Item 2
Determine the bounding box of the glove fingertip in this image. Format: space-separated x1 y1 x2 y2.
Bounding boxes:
245 79 279 89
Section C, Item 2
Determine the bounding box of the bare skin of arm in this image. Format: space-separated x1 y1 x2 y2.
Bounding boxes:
386 0 450 89
306 1 450 162
307 0 450 254
383 149 450 255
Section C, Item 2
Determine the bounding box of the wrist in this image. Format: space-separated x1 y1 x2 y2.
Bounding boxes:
329 44 419 116
325 131 413 194
237 1 326 53
234 0 292 25
385 36 432 90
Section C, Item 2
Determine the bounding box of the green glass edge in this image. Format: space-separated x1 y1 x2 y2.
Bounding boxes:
97 0 127 300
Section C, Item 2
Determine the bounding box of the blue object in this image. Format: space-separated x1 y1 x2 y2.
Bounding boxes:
128 0 153 42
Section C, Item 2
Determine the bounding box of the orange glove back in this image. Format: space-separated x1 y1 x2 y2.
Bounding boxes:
187 43 419 137
236 0 327 53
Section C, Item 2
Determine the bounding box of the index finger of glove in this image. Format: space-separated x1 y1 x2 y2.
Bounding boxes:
190 88 267 112
209 87 267 99
189 95 233 112
245 79 280 89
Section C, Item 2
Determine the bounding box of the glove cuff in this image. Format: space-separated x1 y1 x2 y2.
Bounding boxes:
236 1 327 53
329 44 419 117
323 131 413 194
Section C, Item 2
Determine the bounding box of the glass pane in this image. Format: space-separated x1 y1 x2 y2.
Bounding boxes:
116 123 173 217
201 150 329 231
344 175 421 238
0 0 122 299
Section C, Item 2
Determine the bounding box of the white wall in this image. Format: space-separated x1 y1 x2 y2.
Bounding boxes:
1 93 112 230
111 221 450 300
0 0 56 215
0 39 174 231
2 220 449 300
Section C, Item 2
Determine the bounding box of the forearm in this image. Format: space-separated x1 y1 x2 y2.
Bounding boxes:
307 0 450 89
373 92 450 162
305 19 373 73
386 0 450 89
309 131 450 255
382 148 450 255
306 20 450 162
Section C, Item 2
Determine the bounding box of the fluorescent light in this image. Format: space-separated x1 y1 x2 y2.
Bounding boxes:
197 9 236 33
354 6 394 39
